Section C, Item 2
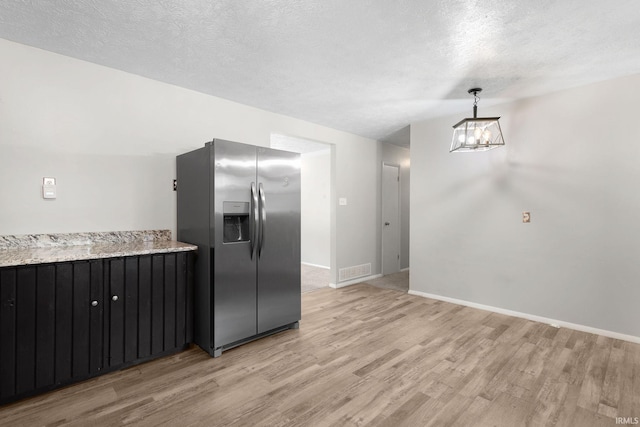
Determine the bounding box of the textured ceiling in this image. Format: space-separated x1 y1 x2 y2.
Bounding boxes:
2 1 640 147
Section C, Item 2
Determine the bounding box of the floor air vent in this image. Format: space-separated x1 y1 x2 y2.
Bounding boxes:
339 263 371 282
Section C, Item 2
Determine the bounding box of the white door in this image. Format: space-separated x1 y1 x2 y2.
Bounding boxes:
382 164 400 275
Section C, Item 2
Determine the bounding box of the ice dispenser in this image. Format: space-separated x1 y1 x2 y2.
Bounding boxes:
223 201 250 243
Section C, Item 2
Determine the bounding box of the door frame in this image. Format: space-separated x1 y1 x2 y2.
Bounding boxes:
381 162 401 275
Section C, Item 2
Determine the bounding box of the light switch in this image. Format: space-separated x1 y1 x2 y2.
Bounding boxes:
43 177 57 199
339 197 347 206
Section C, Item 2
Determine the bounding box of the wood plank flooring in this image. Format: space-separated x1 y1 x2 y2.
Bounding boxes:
1 284 639 426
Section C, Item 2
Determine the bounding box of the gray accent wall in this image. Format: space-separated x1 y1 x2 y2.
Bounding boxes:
410 73 640 337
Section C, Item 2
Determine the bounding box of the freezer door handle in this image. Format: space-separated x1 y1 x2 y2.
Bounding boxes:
250 182 258 259
258 182 266 257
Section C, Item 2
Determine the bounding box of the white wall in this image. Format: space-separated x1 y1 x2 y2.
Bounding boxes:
301 149 331 267
381 142 410 270
410 73 640 338
0 39 382 282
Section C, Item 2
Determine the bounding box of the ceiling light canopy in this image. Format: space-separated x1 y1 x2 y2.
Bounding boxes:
450 88 505 153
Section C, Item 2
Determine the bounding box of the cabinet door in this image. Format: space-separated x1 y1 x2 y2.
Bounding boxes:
106 254 190 366
1 266 55 400
0 266 55 397
56 261 104 384
162 252 191 351
1 262 103 403
149 253 188 355
107 256 144 366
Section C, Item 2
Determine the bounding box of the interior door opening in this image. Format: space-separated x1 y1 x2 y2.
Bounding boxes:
382 163 400 276
270 133 333 294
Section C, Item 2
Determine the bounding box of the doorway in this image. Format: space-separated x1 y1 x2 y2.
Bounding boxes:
382 163 400 275
270 133 333 293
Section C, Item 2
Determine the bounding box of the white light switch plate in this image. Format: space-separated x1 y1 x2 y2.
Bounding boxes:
339 197 347 206
43 177 57 199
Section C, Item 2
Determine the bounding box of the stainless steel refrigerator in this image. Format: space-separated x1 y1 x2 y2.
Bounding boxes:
177 139 301 357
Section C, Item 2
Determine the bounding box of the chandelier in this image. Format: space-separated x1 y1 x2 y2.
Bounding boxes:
450 88 505 152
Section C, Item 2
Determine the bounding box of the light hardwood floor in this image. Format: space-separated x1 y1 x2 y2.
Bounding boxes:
1 284 639 426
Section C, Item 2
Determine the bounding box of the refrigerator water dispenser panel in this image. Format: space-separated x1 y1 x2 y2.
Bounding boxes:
223 201 250 243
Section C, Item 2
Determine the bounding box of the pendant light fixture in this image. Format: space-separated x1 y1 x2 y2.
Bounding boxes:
450 88 505 153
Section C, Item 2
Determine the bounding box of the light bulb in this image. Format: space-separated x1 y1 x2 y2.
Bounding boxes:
458 134 466 143
467 136 475 145
473 128 482 141
483 129 492 143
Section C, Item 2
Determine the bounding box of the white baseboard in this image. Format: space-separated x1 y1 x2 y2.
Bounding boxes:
401 267 410 272
301 262 330 269
330 274 383 289
408 290 640 345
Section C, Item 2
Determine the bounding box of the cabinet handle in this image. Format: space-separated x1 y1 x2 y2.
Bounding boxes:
91 300 98 307
112 295 119 301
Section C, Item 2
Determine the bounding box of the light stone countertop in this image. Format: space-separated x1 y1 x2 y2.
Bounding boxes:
0 230 197 268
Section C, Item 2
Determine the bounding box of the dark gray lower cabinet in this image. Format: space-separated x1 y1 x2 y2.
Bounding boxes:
0 252 193 405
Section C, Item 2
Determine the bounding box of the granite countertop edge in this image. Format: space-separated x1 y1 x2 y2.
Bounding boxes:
0 241 198 268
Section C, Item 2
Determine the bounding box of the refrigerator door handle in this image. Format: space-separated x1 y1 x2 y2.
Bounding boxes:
250 182 258 259
258 182 266 257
